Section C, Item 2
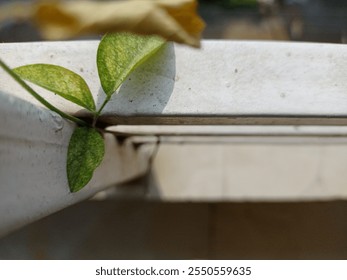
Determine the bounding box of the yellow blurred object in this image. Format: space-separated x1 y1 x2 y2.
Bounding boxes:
0 0 205 48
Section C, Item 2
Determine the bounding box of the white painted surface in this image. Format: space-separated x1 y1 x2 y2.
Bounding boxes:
151 143 347 201
1 40 347 234
0 92 155 237
0 40 347 125
108 125 347 144
108 125 347 136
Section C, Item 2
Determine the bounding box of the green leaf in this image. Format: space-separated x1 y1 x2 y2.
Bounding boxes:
67 127 105 192
14 64 96 112
97 33 165 97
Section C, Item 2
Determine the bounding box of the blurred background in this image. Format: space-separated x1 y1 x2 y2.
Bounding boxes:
1 0 347 259
1 0 347 43
201 0 347 43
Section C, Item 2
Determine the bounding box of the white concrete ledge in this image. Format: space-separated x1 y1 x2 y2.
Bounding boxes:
1 40 347 125
108 125 347 137
0 92 155 237
150 143 347 202
1 40 347 234
108 125 347 144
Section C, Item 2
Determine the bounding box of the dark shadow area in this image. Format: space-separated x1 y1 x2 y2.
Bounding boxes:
0 21 41 42
1 200 347 259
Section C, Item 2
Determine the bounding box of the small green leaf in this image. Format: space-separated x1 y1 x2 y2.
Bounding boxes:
97 33 165 97
67 127 105 192
14 64 96 112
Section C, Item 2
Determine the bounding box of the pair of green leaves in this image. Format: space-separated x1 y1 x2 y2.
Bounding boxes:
12 33 165 192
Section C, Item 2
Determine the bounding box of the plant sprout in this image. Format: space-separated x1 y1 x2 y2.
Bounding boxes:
0 33 165 192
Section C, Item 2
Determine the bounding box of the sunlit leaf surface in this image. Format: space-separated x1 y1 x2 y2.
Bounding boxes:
97 33 165 96
14 64 95 111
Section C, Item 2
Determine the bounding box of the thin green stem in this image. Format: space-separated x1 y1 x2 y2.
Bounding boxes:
0 59 88 127
91 95 111 127
92 115 98 128
96 96 111 117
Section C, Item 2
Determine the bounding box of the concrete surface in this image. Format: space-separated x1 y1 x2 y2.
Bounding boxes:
0 92 155 237
1 2 347 260
150 143 347 201
1 41 347 125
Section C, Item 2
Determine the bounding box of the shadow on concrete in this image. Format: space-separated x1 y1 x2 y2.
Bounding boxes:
96 43 176 125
